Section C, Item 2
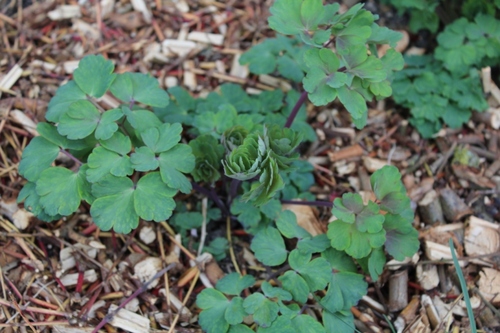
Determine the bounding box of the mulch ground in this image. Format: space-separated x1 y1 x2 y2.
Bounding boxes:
1 0 500 332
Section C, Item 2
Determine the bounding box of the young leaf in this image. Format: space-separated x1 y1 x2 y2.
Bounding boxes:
225 297 247 326
158 144 195 194
320 272 367 313
46 81 87 122
95 108 123 140
130 147 158 172
57 100 101 139
242 153 284 206
189 134 225 184
337 85 367 121
18 137 60 182
216 273 256 296
250 226 287 266
196 289 230 333
36 167 83 216
242 292 280 327
141 123 182 153
327 219 386 259
331 193 364 224
86 147 133 182
370 165 406 201
110 73 169 107
288 250 331 291
73 55 115 98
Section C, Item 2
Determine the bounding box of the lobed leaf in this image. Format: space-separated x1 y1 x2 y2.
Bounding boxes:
110 73 169 107
73 55 116 98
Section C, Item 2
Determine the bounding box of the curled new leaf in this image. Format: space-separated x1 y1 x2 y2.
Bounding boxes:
267 125 302 171
221 125 249 152
189 135 225 184
223 133 264 181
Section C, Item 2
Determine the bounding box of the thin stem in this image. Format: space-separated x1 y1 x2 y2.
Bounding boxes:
284 90 308 128
229 179 241 205
59 149 82 166
91 263 176 333
87 96 106 113
280 199 333 208
191 182 229 216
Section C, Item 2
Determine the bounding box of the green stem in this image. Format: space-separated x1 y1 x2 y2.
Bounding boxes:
60 149 82 166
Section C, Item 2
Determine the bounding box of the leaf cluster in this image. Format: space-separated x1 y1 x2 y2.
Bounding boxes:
18 55 194 233
327 165 419 280
392 54 488 138
242 0 404 128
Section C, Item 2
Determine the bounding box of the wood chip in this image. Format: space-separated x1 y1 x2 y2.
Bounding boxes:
47 5 81 20
60 269 98 286
418 190 444 225
12 209 33 230
162 39 198 57
108 304 151 333
187 32 224 46
0 64 22 98
388 269 409 312
133 257 162 289
10 110 38 136
363 156 388 173
130 0 151 23
439 188 472 222
416 264 440 290
464 216 500 266
478 268 500 305
328 144 364 162
230 53 249 79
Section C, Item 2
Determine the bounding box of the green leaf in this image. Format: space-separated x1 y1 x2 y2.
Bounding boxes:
18 137 60 182
251 227 287 266
384 213 419 261
296 234 331 254
356 201 385 233
86 147 133 183
331 193 364 224
110 73 169 107
288 250 330 291
228 324 253 333
320 272 367 313
123 108 163 134
204 237 229 261
130 147 158 172
292 314 326 333
260 199 282 220
95 108 123 140
73 55 116 98
370 165 406 201
77 165 95 204
90 176 138 233
243 292 279 327
268 0 303 36
37 123 68 148
134 172 176 222
18 182 61 222
276 210 311 239
321 247 357 273
196 289 230 333
158 144 195 193
278 271 309 303
322 310 355 333
189 134 225 184
230 199 262 229
225 297 247 326
368 24 402 47
36 167 82 216
100 131 132 155
367 247 386 281
58 100 101 139
327 219 386 259
171 212 203 230
216 273 256 296
262 281 292 302
46 81 87 122
337 85 367 120
141 123 182 153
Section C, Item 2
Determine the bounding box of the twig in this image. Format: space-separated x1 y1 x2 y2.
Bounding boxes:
91 263 176 333
281 199 333 208
197 197 208 256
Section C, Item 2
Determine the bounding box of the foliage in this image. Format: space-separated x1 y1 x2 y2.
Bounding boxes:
16 1 420 332
383 1 500 137
241 0 404 129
